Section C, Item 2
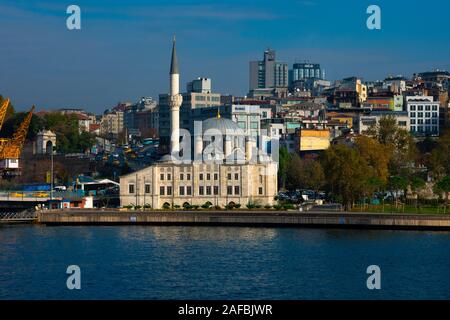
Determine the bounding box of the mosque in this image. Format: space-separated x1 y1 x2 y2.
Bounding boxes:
119 39 278 209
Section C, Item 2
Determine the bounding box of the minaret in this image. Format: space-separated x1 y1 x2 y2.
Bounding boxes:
169 36 183 155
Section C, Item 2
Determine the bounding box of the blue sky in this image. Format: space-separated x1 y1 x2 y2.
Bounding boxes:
1 0 449 113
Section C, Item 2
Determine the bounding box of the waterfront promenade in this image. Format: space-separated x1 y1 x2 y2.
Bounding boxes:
37 209 450 230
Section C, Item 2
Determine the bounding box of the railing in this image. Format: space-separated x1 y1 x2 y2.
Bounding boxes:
0 210 37 221
0 190 85 201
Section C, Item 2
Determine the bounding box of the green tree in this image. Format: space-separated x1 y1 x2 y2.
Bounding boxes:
321 144 371 210
287 155 325 193
278 147 291 190
435 176 450 205
427 130 450 179
355 135 391 187
410 176 426 208
388 175 409 204
40 112 95 153
366 115 417 177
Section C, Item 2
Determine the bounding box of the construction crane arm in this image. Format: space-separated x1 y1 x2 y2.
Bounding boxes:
0 105 35 160
0 98 10 132
10 105 35 145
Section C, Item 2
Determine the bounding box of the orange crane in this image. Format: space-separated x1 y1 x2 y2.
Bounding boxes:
0 98 10 132
0 102 35 175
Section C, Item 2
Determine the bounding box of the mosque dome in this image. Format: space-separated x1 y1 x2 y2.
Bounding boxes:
158 154 174 163
202 117 244 136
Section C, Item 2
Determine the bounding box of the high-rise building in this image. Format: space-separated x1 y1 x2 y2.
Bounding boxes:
100 110 124 136
124 97 158 138
249 49 288 91
187 77 212 93
290 62 325 83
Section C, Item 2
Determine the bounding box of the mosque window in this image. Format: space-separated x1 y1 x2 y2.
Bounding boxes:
145 184 151 194
227 186 233 195
179 186 185 196
160 174 164 180
199 186 204 195
167 186 172 196
180 173 184 180
160 186 165 195
227 173 232 180
200 173 204 180
259 187 263 195
206 186 212 195
234 186 240 195
214 186 219 195
128 184 135 194
187 173 191 180
214 173 218 180
234 173 239 180
207 173 211 180
187 186 192 195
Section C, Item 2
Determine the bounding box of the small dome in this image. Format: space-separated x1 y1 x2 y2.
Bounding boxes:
202 117 244 136
158 154 174 163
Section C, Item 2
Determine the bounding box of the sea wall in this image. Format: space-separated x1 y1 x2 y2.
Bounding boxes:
38 210 450 230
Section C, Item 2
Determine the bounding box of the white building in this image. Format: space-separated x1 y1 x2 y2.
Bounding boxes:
406 96 439 136
357 111 410 134
187 77 212 93
100 111 124 136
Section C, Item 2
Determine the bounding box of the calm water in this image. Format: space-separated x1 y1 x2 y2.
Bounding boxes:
1 225 450 299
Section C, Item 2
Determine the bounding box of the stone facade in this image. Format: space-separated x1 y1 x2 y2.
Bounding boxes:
120 161 278 208
35 130 56 155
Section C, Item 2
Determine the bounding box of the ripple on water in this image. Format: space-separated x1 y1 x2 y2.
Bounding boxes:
1 225 450 299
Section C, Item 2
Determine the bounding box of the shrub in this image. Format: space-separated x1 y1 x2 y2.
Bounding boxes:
201 201 212 209
246 202 256 209
225 202 235 210
135 205 142 210
283 203 295 210
192 205 200 210
264 204 272 209
144 204 151 209
273 204 283 210
174 204 181 209
235 204 241 209
162 202 171 210
183 202 191 210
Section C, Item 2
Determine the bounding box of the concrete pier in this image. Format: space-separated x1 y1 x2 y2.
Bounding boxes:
37 210 450 230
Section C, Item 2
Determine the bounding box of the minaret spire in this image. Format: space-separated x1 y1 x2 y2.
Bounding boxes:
217 106 221 119
170 35 179 75
168 36 182 156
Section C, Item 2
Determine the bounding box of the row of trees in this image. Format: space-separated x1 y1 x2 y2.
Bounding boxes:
0 96 95 154
279 116 450 209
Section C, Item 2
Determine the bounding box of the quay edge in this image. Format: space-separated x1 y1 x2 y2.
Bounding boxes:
37 210 450 231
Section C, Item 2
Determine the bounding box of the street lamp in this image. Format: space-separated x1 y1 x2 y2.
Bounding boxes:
50 146 56 200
